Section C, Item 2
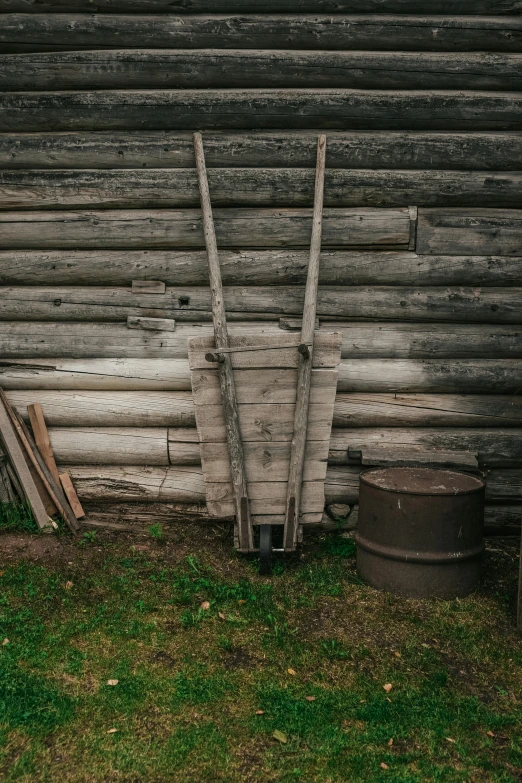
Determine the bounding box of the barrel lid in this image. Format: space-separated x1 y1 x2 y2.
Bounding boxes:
360 467 485 496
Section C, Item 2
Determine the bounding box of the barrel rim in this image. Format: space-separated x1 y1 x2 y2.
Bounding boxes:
359 466 485 497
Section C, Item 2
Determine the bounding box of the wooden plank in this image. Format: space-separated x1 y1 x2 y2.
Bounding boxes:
205 480 325 518
2 132 520 172
59 471 85 519
189 332 342 369
27 401 60 482
0 390 53 529
193 130 251 551
192 402 335 443
417 208 522 255
329 427 522 467
3 50 521 91
3 250 521 287
333 393 522 427
2 14 521 52
2 168 522 210
0 208 410 249
2 2 520 14
3 322 522 360
1 286 521 323
1 91 521 132
199 441 329 483
358 444 479 469
48 426 170 465
127 317 175 332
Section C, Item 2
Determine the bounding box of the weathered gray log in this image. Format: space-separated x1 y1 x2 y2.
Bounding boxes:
0 208 409 249
417 208 522 255
2 132 520 171
2 250 521 287
330 427 522 467
6 390 522 428
1 15 521 53
2 168 521 210
48 426 170 465
61 464 522 506
1 2 520 14
333 393 522 427
0 286 520 323
1 358 520 393
3 322 522 360
3 50 521 91
2 91 521 132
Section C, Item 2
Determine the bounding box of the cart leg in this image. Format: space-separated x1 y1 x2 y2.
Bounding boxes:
259 525 273 576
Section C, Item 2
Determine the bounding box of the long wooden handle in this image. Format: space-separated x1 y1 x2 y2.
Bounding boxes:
284 135 327 551
193 132 252 551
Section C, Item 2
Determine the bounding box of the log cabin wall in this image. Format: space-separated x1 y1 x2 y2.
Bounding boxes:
0 0 521 532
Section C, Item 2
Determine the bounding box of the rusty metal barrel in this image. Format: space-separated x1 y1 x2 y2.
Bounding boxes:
356 467 485 599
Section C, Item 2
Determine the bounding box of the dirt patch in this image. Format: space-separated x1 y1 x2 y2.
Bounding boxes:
0 533 68 564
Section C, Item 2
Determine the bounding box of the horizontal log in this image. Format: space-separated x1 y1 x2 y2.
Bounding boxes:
2 132 520 171
1 358 520 393
2 91 521 132
1 286 520 324
2 2 520 14
0 208 409 249
330 427 522 466
2 168 521 209
7 389 522 428
62 464 522 506
2 250 521 287
2 15 521 53
333 393 522 427
3 322 522 360
50 426 169 465
3 51 521 91
417 208 522 255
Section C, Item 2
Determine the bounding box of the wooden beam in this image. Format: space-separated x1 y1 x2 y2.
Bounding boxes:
1 90 520 132
58 472 85 519
1 14 520 52
2 132 520 171
27 402 60 483
417 208 522 255
1 168 521 209
193 131 252 551
0 208 410 249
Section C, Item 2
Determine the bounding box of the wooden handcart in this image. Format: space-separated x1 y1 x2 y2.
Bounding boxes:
189 133 341 573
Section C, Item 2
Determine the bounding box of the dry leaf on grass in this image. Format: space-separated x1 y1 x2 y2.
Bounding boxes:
107 679 119 686
487 730 495 737
388 738 393 746
394 651 401 658
305 696 316 702
237 600 246 605
65 581 73 590
218 612 226 620
200 601 210 611
287 668 296 676
445 737 456 744
273 730 287 744
107 728 118 734
2 638 8 646
383 683 393 693
255 710 264 715
380 762 389 770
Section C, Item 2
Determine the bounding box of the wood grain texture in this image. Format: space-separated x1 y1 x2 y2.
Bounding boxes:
2 2 520 14
3 322 522 359
0 286 519 323
199 440 329 483
60 464 522 506
3 50 521 91
2 168 521 209
0 208 410 249
27 401 60 482
1 358 520 393
7 390 522 428
417 208 522 255
3 250 521 287
1 91 520 132
48 426 170 465
2 132 520 171
1 14 521 52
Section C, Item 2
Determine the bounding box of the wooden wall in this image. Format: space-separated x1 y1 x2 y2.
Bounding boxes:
0 1 521 530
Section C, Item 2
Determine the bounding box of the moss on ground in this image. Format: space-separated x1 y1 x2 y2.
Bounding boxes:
0 522 520 782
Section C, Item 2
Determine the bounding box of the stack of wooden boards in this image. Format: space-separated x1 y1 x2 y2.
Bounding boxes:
0 392 83 533
0 2 520 536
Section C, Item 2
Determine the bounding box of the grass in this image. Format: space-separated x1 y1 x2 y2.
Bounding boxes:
0 521 521 782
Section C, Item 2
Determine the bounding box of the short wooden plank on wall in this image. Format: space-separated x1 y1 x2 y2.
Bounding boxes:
417 208 522 255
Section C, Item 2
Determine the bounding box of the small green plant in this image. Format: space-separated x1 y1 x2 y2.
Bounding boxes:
148 523 165 540
79 530 97 546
